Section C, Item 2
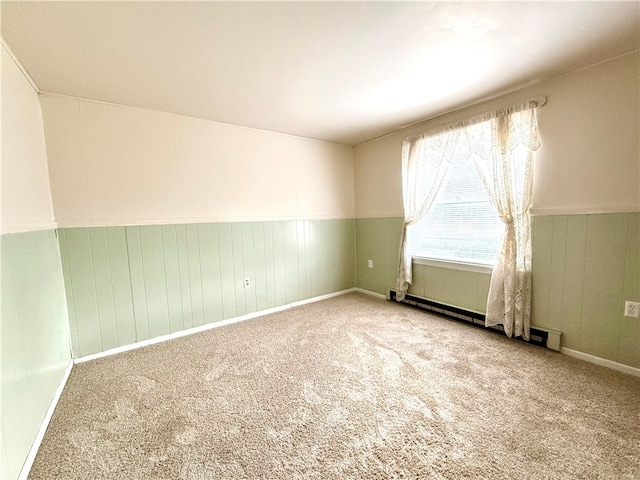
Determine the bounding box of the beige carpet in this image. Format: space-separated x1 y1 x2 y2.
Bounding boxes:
30 293 639 479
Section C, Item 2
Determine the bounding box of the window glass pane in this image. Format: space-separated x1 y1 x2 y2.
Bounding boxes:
410 157 503 265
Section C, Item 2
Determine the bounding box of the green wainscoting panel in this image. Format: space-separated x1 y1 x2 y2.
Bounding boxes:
334 219 357 291
59 219 355 357
356 214 639 368
161 224 187 332
620 213 640 367
198 223 224 324
355 217 489 312
125 226 151 343
59 228 104 355
580 215 628 361
407 263 427 299
411 265 490 313
560 216 589 350
531 213 639 367
106 228 137 347
355 217 403 295
1 230 71 479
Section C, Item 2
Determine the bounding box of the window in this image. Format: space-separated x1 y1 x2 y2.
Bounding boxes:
409 156 503 267
397 100 541 338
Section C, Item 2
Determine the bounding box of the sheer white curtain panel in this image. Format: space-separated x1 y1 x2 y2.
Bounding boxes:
395 128 461 301
469 102 540 339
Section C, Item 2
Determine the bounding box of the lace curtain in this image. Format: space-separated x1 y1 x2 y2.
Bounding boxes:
395 127 461 301
396 101 540 339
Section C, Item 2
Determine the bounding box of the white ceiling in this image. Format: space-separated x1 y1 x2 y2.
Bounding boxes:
2 1 639 145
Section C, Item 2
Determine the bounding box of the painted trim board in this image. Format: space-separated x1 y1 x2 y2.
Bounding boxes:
531 207 640 216
17 361 74 480
74 288 357 364
56 215 355 229
561 347 640 378
353 287 387 300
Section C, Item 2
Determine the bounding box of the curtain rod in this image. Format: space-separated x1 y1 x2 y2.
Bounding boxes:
356 95 547 147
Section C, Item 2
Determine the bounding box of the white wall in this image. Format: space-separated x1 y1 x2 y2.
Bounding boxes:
41 94 355 227
1 43 71 480
354 52 640 217
1 46 55 234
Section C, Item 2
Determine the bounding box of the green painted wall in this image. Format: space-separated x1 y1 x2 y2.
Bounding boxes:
355 213 640 368
1 230 71 479
531 213 639 367
59 219 355 357
355 217 403 296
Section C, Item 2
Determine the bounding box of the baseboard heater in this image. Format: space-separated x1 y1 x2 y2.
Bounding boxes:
387 289 552 349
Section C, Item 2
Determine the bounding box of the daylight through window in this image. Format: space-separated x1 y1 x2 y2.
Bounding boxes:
409 149 503 266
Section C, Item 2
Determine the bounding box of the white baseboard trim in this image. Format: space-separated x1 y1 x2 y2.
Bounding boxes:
74 288 356 364
561 348 640 377
352 287 387 300
290 288 357 307
18 360 74 480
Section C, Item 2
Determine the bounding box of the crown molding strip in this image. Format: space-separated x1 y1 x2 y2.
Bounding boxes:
1 37 40 94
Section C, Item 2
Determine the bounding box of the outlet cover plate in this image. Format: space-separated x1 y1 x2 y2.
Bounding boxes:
624 301 639 318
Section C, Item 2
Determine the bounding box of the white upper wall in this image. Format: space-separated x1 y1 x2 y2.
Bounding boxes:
354 52 640 218
1 45 55 234
41 95 355 227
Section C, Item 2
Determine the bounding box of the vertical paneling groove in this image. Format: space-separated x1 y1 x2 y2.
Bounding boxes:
327 220 336 293
531 216 553 326
103 228 121 347
318 220 331 295
231 223 246 316
186 224 205 327
89 228 116 351
295 221 305 301
619 213 640 367
198 223 224 324
252 222 268 312
559 216 588 350
306 221 313 298
217 223 236 320
272 222 286 306
176 225 193 328
65 228 102 356
241 222 256 314
104 229 120 346
214 224 226 319
545 216 568 331
123 227 139 344
262 222 274 308
308 221 318 298
140 226 171 338
161 224 184 333
58 230 80 355
107 227 136 345
159 226 172 333
87 230 104 352
284 221 298 304
581 214 627 360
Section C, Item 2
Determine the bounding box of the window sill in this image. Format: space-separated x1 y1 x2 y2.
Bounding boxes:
412 257 493 274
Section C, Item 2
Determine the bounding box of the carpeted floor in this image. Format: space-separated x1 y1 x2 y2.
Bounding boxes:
29 293 640 479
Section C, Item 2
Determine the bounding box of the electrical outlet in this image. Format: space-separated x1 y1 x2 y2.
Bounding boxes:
368 259 373 268
624 301 639 318
244 277 251 288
